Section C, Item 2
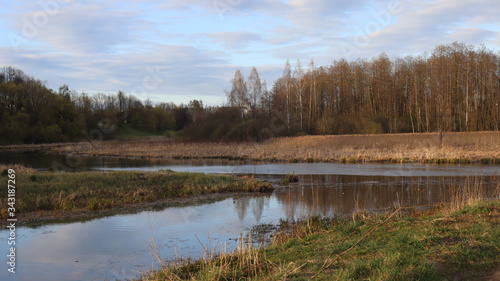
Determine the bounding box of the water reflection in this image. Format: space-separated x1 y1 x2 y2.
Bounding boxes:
0 151 256 171
233 194 272 222
1 151 499 177
0 174 498 281
233 175 499 220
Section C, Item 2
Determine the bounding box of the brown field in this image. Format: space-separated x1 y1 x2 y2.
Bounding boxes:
26 131 500 164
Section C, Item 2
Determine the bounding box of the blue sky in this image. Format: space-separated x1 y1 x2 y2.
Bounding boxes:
1 0 499 105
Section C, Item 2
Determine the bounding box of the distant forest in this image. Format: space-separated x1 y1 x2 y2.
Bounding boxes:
1 42 499 144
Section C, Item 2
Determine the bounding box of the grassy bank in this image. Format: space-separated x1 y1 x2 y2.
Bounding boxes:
0 166 273 224
38 131 500 164
140 199 500 280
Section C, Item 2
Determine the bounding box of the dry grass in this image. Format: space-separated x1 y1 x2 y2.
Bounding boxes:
140 197 500 281
0 169 273 224
0 164 36 174
140 234 276 281
260 131 500 163
447 177 485 213
38 131 500 163
133 173 499 280
445 177 499 214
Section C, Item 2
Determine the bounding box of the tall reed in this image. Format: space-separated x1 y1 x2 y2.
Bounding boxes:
43 131 500 163
445 176 498 213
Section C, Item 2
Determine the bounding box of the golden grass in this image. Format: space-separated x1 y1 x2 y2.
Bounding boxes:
260 131 500 163
139 234 273 281
0 169 273 224
444 177 500 214
5 131 500 163
2 132 500 164
0 164 36 173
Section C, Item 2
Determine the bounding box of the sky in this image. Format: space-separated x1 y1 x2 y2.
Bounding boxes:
0 0 499 106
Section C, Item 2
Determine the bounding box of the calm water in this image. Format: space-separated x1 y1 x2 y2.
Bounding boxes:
1 150 499 176
0 152 499 281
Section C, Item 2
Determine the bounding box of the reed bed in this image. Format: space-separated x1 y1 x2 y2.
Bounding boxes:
0 164 36 174
445 177 488 213
44 131 500 163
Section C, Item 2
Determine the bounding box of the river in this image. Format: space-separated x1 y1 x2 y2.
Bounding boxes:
0 152 499 280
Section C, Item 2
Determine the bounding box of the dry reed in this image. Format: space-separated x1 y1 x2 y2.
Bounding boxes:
39 131 500 163
140 232 271 281
0 164 36 174
445 177 497 214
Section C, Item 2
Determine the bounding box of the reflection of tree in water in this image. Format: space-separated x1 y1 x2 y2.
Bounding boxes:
233 195 272 222
234 197 248 221
232 175 498 221
274 175 498 218
251 196 265 222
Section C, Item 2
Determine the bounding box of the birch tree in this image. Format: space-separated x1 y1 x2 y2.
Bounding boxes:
227 69 248 120
248 67 262 117
283 60 292 130
294 59 305 131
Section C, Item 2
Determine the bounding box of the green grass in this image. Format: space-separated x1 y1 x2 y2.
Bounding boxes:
141 200 500 280
0 169 273 221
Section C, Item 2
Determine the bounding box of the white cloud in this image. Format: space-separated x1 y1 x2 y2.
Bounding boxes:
208 31 262 49
28 4 136 54
1 0 498 105
328 0 500 59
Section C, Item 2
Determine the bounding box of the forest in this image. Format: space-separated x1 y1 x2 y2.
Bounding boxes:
0 42 499 144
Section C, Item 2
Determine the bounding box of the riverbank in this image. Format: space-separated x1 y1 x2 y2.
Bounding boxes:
139 199 500 280
0 166 273 226
4 131 497 164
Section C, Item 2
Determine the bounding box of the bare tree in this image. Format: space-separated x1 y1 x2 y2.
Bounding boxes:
283 60 292 130
226 69 248 120
260 80 272 117
188 99 204 123
294 59 305 131
307 59 317 131
248 67 262 117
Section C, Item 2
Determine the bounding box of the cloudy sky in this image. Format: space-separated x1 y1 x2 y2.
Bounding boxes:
0 0 499 105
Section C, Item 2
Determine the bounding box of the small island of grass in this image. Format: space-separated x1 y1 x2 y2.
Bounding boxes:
0 165 273 226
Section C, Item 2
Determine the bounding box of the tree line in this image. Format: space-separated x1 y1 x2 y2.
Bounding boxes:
1 42 499 144
226 42 499 136
0 67 190 144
